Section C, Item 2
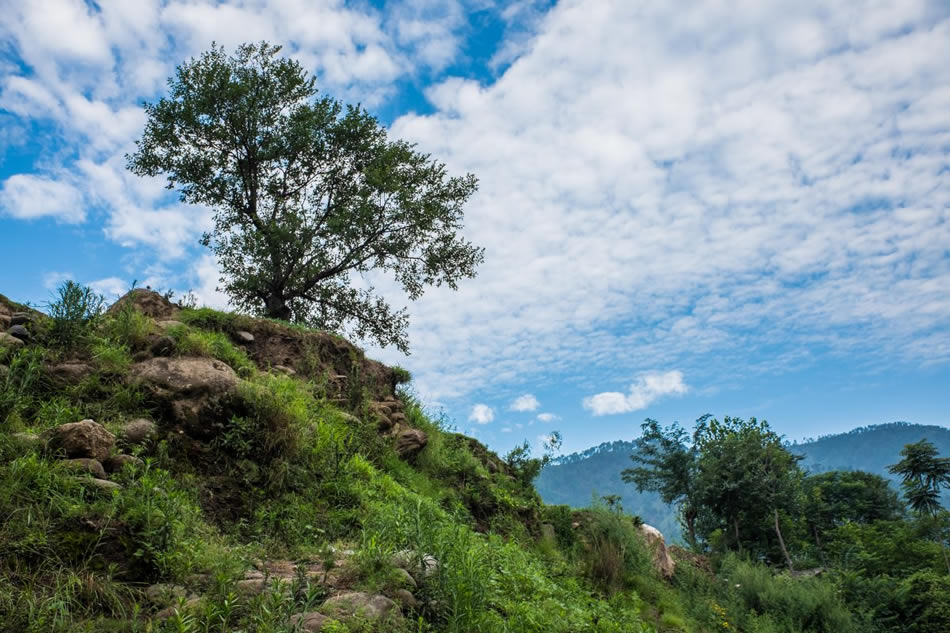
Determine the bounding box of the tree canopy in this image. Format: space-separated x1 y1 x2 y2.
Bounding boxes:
128 42 483 352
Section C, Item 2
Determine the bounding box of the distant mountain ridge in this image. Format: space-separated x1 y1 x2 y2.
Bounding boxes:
535 422 950 543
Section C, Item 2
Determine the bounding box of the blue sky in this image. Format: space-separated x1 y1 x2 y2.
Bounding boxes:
1 0 948 455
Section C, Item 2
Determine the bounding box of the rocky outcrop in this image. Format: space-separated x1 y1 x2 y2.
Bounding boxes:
127 357 239 438
118 418 158 446
107 288 180 320
639 523 675 579
321 592 400 625
46 420 115 461
394 428 428 459
47 361 94 386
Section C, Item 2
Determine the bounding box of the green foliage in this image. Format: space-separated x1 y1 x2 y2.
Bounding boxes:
91 340 132 375
103 300 152 349
0 346 45 427
888 439 950 517
802 470 904 543
45 281 105 349
128 41 484 353
166 324 255 377
392 365 412 386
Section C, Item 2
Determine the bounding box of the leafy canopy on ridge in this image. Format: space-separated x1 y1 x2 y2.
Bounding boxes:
128 42 484 352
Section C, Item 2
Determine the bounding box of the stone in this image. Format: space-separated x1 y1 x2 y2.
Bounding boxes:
392 589 418 610
11 432 42 449
47 362 94 386
155 320 185 332
10 312 31 326
127 357 239 438
0 314 9 329
153 597 202 620
540 523 556 543
107 289 179 320
393 567 417 589
104 454 144 473
289 612 330 632
145 583 188 605
638 523 675 579
4 327 29 344
63 458 107 479
233 330 255 344
119 419 158 445
392 551 439 580
394 428 427 459
85 478 122 491
273 364 296 375
235 578 268 596
47 420 115 460
149 335 176 357
320 592 400 624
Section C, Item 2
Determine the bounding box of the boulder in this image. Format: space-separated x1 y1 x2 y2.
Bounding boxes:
0 332 23 348
47 362 94 386
153 597 202 620
638 524 675 579
392 551 439 580
10 312 32 326
233 330 255 344
85 478 122 491
392 589 419 610
394 428 427 459
321 592 400 624
104 454 144 473
107 289 179 320
63 458 107 479
127 357 239 438
5 326 30 343
393 567 417 589
47 420 115 461
119 418 158 445
288 612 330 632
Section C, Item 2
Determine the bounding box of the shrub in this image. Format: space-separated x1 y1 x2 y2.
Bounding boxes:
103 300 152 349
45 281 105 349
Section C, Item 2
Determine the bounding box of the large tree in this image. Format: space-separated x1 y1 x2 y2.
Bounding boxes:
128 42 483 352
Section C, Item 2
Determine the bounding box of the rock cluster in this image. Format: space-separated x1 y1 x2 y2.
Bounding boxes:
1 310 35 347
369 398 429 459
42 419 148 490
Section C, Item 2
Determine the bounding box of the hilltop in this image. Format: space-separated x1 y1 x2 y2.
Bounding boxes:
0 286 942 632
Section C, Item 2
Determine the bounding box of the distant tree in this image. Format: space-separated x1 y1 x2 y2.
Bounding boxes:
802 470 904 549
622 418 700 546
128 42 483 352
692 416 803 567
888 440 950 517
889 440 950 572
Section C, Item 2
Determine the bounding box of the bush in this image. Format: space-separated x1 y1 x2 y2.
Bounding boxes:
45 281 104 349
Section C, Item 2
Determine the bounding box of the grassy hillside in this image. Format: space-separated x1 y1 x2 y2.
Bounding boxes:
535 423 950 542
0 287 888 632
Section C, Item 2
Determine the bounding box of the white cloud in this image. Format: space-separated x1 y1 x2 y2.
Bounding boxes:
468 403 495 424
583 371 689 416
537 412 559 423
0 174 85 222
88 276 129 299
510 393 540 411
43 271 73 291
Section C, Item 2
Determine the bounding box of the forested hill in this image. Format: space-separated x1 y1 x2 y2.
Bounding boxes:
534 422 950 542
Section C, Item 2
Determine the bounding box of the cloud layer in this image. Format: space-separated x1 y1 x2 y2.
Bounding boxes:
583 371 689 416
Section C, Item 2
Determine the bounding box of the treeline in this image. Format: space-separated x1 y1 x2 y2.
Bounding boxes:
625 415 950 632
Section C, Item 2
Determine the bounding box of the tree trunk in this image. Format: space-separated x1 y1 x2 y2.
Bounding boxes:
686 509 698 550
733 518 742 553
265 294 292 321
774 509 794 571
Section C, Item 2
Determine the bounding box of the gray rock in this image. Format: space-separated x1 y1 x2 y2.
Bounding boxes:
289 612 330 632
273 364 296 375
63 458 107 478
321 592 400 624
392 589 419 610
392 551 439 580
153 597 202 620
0 332 25 347
233 330 255 344
394 428 427 459
127 357 239 438
11 432 42 449
10 312 32 326
85 478 122 491
155 320 185 332
104 454 144 473
393 567 417 589
47 362 94 386
7 324 31 342
145 583 188 605
119 419 157 445
47 420 115 460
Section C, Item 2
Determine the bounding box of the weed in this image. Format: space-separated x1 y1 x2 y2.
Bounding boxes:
45 281 105 350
